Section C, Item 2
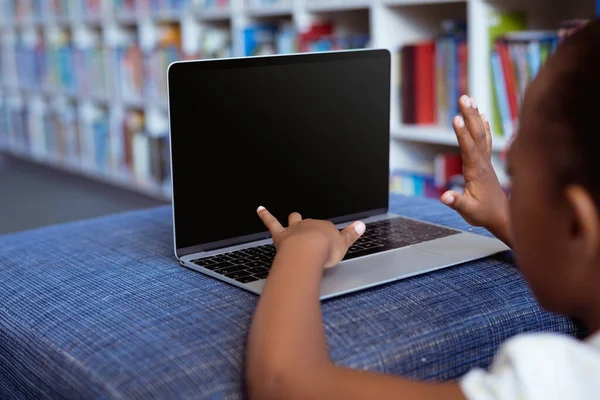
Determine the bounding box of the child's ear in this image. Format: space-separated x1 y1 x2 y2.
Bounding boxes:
565 185 600 265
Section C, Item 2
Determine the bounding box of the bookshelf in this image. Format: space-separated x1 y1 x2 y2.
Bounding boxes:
0 0 597 200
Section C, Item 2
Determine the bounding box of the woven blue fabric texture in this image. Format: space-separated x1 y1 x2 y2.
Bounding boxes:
0 195 583 399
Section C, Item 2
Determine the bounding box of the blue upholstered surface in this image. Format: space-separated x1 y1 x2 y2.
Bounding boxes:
0 195 583 399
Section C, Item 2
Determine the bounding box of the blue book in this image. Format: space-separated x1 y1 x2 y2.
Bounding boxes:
243 25 278 57
447 38 458 122
93 119 109 171
527 40 541 78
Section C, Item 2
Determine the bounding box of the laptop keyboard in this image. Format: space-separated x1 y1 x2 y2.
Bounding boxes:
191 217 460 284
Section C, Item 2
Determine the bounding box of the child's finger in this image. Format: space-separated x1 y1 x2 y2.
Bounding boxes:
481 113 492 155
257 206 285 234
458 95 487 148
340 221 366 250
288 212 302 226
453 115 476 164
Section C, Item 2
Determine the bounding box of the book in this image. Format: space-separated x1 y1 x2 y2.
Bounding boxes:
133 132 151 184
434 153 462 192
243 24 278 56
144 23 182 101
298 22 369 53
400 21 466 127
390 169 437 198
145 108 170 184
123 109 145 174
490 49 513 139
400 45 416 124
107 26 144 103
113 0 137 14
432 21 467 127
81 0 104 18
489 28 560 138
496 41 519 132
457 41 468 103
415 41 436 124
73 27 108 100
487 11 526 136
435 37 448 127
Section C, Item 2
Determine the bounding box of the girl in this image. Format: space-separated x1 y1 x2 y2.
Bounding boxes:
246 20 600 399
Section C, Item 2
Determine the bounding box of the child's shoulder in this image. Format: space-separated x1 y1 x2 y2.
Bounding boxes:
460 331 600 400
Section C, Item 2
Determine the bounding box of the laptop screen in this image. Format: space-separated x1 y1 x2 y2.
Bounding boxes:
168 50 390 254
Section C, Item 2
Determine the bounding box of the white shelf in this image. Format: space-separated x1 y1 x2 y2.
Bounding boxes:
247 4 294 17
2 148 171 202
198 7 232 21
384 0 466 5
6 85 110 105
115 13 139 24
391 125 509 152
122 97 168 110
306 0 371 13
147 11 184 23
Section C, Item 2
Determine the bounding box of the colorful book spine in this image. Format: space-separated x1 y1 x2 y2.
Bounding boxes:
496 41 519 128
487 12 526 136
415 41 436 124
390 170 437 198
243 24 278 56
490 49 513 138
400 45 415 124
401 22 466 127
435 37 448 127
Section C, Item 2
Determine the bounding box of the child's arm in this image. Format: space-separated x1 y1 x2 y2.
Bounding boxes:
246 208 465 400
441 96 512 247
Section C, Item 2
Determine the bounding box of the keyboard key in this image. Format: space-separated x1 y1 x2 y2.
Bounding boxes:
237 275 259 283
247 261 268 268
225 271 252 280
246 255 264 262
212 255 233 264
255 272 269 280
193 257 217 266
215 265 247 275
248 266 269 275
196 260 233 270
361 242 383 249
229 258 248 265
348 245 366 253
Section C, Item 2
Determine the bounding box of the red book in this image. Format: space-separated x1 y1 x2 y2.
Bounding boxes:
496 41 519 123
434 153 463 190
458 41 468 98
415 42 436 124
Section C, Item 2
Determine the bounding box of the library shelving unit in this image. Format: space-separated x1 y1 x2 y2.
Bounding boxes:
0 0 597 200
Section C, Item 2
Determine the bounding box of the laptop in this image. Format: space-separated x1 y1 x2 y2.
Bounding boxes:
167 49 509 299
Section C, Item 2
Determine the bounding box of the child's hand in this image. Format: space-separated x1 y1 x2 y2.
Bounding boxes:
441 95 510 242
257 206 366 268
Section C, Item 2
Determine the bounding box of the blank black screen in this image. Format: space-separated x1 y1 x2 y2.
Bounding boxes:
169 50 390 251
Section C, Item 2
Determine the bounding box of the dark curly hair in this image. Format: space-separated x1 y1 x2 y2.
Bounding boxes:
531 20 600 201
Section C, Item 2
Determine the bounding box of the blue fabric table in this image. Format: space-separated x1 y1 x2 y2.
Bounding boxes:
0 195 583 399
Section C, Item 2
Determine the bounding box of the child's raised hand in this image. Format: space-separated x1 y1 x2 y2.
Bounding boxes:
441 95 510 240
257 206 366 268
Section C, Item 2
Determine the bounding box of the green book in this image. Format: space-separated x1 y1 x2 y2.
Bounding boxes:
488 11 526 137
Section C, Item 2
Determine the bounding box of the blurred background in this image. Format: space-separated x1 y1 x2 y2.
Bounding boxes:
0 0 597 235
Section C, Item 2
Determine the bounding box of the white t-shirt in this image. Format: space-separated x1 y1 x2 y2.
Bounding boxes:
460 331 600 400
